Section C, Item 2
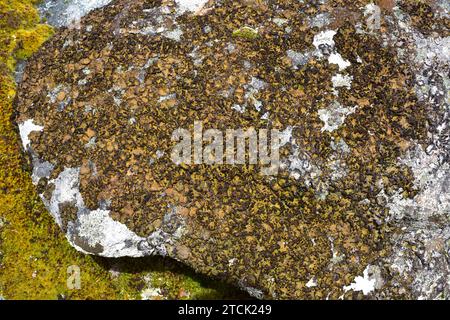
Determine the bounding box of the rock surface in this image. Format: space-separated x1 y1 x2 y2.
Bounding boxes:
15 0 449 299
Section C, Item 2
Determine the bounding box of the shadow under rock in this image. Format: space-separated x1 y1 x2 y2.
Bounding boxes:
91 255 251 300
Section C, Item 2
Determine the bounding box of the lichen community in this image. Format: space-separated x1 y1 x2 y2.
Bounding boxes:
1 0 449 300
1 0 243 300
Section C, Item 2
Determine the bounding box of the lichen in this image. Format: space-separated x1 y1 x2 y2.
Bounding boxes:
232 26 259 40
0 0 241 300
4 0 448 300
14 0 436 299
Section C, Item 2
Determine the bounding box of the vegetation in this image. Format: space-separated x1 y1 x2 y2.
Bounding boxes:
0 0 242 300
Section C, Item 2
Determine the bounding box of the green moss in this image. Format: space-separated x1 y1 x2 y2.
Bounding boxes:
14 24 54 60
0 0 46 70
0 0 242 300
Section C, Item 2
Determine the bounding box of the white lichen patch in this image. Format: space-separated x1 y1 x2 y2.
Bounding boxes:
387 147 450 222
158 93 177 103
41 167 151 257
284 147 322 187
175 0 208 14
318 101 356 132
141 287 163 300
108 85 125 106
228 258 237 267
371 7 450 298
381 146 450 298
331 74 353 91
143 207 187 257
231 104 246 113
330 138 351 154
244 77 268 112
243 60 252 69
238 282 264 300
164 27 183 41
313 30 337 52
46 167 83 227
249 76 267 91
84 137 96 149
286 49 311 69
328 53 351 71
271 126 291 148
385 7 450 106
225 42 236 53
343 266 376 295
328 159 348 181
46 84 72 111
306 277 317 288
31 156 54 185
413 32 449 67
329 237 345 265
311 29 353 97
18 119 44 150
273 17 288 27
188 46 204 66
47 84 64 103
308 12 331 29
363 3 381 33
434 0 450 19
121 5 190 42
75 209 147 257
313 32 351 70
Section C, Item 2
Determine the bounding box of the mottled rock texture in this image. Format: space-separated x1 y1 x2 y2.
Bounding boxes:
15 0 449 299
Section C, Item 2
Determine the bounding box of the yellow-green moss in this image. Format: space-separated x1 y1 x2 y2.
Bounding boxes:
0 0 242 300
232 26 259 40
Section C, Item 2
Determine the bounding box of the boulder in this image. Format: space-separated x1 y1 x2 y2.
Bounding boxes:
15 0 450 299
